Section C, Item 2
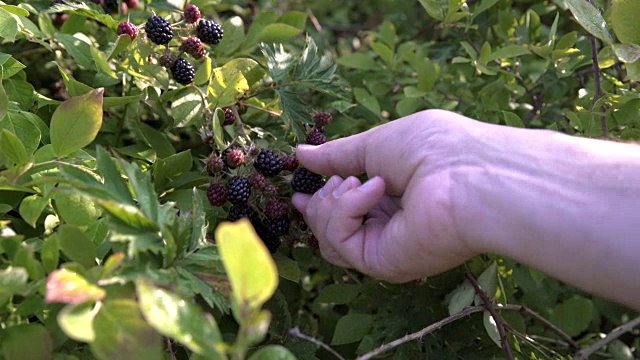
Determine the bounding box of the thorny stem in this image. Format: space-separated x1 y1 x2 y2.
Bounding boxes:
289 327 347 360
585 0 608 138
465 272 514 360
574 316 640 359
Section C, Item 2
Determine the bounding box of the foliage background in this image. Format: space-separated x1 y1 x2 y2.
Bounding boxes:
0 0 638 359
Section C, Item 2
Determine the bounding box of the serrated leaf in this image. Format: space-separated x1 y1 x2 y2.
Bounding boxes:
57 302 98 343
50 88 103 157
45 268 105 305
564 0 612 44
260 43 295 81
276 86 308 140
331 313 374 345
136 280 224 359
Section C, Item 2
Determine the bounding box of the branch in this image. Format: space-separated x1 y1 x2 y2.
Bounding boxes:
585 0 608 138
289 327 346 360
465 272 514 360
574 316 640 359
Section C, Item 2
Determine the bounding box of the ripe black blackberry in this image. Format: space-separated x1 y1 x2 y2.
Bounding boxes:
254 149 283 177
265 216 289 237
197 20 223 44
248 172 266 190
253 220 281 253
145 15 173 45
183 4 201 23
180 37 207 60
228 203 257 222
117 21 138 40
102 0 118 14
206 156 225 175
171 58 195 85
306 130 327 146
291 167 324 194
281 154 299 171
223 108 235 125
158 53 177 68
227 176 251 204
207 183 227 206
313 112 333 126
265 200 287 219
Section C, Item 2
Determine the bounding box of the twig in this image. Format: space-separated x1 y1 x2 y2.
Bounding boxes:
289 327 346 360
527 335 610 358
585 0 608 138
166 338 176 360
516 305 578 350
574 316 640 359
465 272 514 360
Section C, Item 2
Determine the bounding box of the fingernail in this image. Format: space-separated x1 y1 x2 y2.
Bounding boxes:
359 177 381 193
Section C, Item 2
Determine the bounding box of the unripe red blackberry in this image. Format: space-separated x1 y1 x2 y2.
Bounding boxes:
197 19 223 44
117 21 138 40
227 176 251 204
291 167 324 194
265 200 287 219
228 203 257 222
254 149 283 177
263 184 278 197
170 58 195 85
306 130 327 146
145 15 173 45
313 111 333 126
183 4 201 23
248 172 266 190
223 108 235 125
222 146 244 169
281 154 298 171
207 183 227 206
125 0 139 9
180 37 207 59
158 53 177 68
206 156 225 175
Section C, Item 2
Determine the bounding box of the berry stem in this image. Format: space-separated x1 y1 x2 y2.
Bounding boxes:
243 102 282 117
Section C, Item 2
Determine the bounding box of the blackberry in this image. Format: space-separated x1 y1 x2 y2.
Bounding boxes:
265 200 287 219
117 21 138 40
223 108 235 125
228 203 257 222
291 167 324 194
158 53 177 68
180 37 207 60
102 0 118 14
307 235 319 250
265 216 289 237
281 154 299 171
125 0 139 9
171 58 195 85
253 220 281 253
263 184 278 197
224 147 244 169
197 20 223 45
313 111 333 126
248 172 266 190
183 4 201 23
207 183 227 206
254 149 283 177
227 176 251 205
145 15 173 45
206 156 225 175
306 130 327 146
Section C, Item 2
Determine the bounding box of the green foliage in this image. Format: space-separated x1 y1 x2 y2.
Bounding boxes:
0 0 638 359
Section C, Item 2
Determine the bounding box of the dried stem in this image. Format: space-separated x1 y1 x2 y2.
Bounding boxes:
465 272 514 360
166 338 176 360
289 327 346 360
585 0 608 138
574 316 640 359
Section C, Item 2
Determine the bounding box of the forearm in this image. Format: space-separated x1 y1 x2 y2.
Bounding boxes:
456 124 640 310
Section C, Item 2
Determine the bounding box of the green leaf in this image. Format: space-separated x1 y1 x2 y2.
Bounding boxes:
607 339 634 360
207 67 250 109
50 88 104 157
189 187 206 252
131 121 175 159
96 146 134 205
550 296 594 337
336 53 379 70
331 313 374 345
483 310 502 348
45 268 106 305
613 44 640 63
273 253 301 283
4 78 35 109
107 34 132 59
53 191 101 226
1 324 53 360
0 266 28 303
41 236 59 273
278 11 307 30
248 345 297 360
244 10 279 48
256 23 304 43
0 5 29 17
260 43 294 81
0 81 7 120
489 45 531 62
447 279 475 315
564 0 612 44
57 302 98 343
194 56 212 86
418 0 447 20
218 16 245 56
474 262 498 305
56 33 96 70
136 280 224 359
94 199 157 231
18 194 49 228
0 111 41 155
91 299 162 360
0 56 25 79
120 160 160 222
171 87 203 127
370 41 393 65
55 225 96 269
503 111 524 128
216 219 278 313
276 86 307 140
0 129 29 166
315 283 360 305
0 8 19 42
90 47 116 78
353 87 380 116
222 58 265 86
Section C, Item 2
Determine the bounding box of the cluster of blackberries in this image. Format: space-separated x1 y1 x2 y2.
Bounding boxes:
116 3 224 86
205 111 334 252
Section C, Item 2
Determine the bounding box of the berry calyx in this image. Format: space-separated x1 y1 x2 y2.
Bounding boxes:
291 167 324 194
145 15 173 45
180 37 207 60
207 183 227 206
223 108 235 125
227 176 251 205
306 130 327 146
254 149 283 177
183 4 201 23
313 111 333 126
170 58 195 85
117 21 138 40
197 19 224 44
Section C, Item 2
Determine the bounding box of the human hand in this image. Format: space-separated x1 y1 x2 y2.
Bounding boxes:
292 109 490 282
